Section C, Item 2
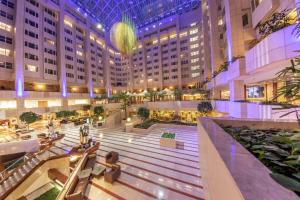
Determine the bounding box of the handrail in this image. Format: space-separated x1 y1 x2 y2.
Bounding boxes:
56 142 99 200
0 155 26 181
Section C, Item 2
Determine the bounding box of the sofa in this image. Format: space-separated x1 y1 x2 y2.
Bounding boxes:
105 151 119 164
104 165 121 184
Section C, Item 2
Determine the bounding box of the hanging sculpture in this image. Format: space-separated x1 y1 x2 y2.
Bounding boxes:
110 14 137 56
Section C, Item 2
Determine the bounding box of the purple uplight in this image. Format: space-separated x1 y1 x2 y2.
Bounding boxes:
16 78 23 97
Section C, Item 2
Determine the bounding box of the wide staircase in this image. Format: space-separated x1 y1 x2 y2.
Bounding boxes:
0 145 69 200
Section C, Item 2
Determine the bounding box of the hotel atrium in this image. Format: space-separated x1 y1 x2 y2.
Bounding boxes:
0 0 299 199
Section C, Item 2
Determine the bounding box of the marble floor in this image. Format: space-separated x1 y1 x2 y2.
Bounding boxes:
54 125 204 200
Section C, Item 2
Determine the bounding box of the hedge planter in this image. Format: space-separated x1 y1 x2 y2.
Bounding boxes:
160 133 177 148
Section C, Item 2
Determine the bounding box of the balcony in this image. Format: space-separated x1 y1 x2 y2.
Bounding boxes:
227 58 246 80
252 0 279 28
214 70 228 87
245 25 300 75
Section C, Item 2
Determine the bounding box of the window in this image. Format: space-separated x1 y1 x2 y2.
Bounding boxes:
25 64 38 72
44 27 56 36
25 7 38 17
0 48 10 56
190 28 198 35
25 41 38 49
25 53 38 60
0 35 12 44
192 72 200 78
191 58 199 63
25 30 38 39
190 36 198 42
64 19 73 27
66 64 73 69
45 38 55 45
247 85 264 98
191 65 200 70
191 51 199 56
66 73 74 78
26 0 39 7
0 10 13 20
190 44 199 49
0 61 12 69
45 58 56 65
45 68 57 75
1 0 14 9
0 22 11 32
25 18 38 28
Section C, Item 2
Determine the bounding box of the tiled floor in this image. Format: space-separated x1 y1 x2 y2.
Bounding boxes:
56 126 204 200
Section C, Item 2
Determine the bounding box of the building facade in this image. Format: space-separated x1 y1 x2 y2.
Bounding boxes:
0 0 204 118
202 0 300 118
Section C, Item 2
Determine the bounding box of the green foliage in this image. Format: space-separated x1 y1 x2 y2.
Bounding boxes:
223 126 300 195
19 112 39 129
256 9 297 39
56 110 78 119
174 89 183 101
133 119 196 129
145 91 158 102
161 132 176 139
83 105 91 111
197 102 213 115
115 92 131 119
271 173 300 193
137 107 150 121
35 187 60 200
94 106 104 116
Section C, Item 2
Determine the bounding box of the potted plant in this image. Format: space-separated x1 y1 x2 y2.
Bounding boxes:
160 132 177 148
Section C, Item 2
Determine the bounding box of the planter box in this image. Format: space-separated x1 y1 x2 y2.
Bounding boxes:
160 137 177 148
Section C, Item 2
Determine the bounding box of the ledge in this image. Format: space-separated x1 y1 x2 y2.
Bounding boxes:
198 117 299 200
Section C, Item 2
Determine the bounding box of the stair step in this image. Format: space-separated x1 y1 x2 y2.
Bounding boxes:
13 171 22 181
3 180 11 190
33 157 40 163
8 177 16 186
18 167 26 175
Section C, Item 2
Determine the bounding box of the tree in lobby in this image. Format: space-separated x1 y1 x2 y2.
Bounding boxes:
116 92 131 119
94 106 104 117
137 107 150 122
19 111 39 131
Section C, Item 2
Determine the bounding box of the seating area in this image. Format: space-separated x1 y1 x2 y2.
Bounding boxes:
65 154 96 200
105 151 119 165
61 141 121 200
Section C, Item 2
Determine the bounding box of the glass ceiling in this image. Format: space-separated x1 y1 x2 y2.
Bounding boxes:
71 0 201 30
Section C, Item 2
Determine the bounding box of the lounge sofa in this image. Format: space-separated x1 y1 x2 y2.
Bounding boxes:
104 165 121 184
105 151 119 164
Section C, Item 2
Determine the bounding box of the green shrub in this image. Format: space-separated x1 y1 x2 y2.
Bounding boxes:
197 102 213 115
19 112 39 130
35 187 60 200
94 106 104 116
161 132 175 139
137 107 150 121
56 110 78 119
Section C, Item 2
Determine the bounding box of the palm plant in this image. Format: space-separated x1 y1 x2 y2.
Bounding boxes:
174 89 183 101
116 92 131 119
145 91 158 102
274 7 300 124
